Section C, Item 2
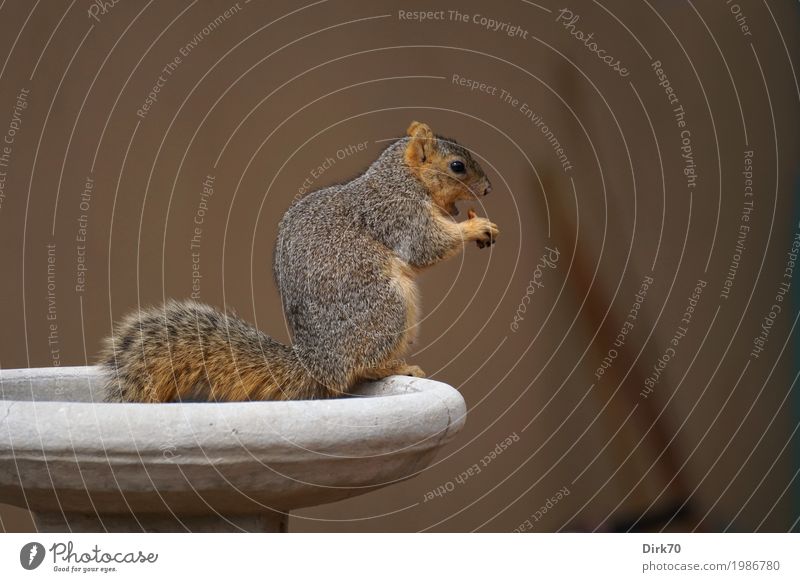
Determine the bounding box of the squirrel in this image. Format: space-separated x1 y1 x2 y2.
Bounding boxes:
99 121 498 402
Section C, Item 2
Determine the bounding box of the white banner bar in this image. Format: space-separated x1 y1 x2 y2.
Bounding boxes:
1 533 798 581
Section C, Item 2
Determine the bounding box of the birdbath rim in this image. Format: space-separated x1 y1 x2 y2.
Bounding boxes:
0 365 466 532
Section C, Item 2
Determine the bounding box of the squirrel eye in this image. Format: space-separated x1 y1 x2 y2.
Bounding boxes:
449 160 466 174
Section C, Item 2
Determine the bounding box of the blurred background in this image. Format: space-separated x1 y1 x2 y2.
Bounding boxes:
0 0 798 532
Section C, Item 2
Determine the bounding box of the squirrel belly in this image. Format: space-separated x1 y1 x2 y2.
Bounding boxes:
99 121 497 402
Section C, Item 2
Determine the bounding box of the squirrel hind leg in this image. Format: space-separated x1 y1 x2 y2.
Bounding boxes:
358 362 426 382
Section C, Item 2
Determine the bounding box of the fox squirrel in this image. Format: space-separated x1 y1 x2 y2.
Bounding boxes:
99 121 498 402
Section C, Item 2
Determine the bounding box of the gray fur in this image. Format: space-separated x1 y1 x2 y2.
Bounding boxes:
100 127 493 402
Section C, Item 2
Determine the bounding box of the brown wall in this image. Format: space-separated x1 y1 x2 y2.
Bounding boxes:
1 0 798 532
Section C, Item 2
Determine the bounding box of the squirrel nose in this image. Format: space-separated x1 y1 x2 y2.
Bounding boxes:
483 182 492 196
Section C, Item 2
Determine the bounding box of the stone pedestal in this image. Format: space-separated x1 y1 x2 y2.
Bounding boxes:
0 366 465 532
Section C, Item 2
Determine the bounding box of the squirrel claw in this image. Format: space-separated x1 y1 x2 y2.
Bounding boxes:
468 208 497 249
402 365 426 378
476 226 498 249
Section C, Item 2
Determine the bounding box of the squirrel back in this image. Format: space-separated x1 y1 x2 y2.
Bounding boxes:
100 121 497 402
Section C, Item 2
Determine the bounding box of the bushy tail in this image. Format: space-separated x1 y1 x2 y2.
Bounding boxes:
99 299 327 402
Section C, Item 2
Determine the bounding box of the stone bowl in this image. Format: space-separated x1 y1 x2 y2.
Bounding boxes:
0 366 465 532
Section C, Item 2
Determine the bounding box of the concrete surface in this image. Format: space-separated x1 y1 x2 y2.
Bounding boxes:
0 366 465 532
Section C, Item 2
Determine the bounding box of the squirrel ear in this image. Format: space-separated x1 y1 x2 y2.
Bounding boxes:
405 121 435 167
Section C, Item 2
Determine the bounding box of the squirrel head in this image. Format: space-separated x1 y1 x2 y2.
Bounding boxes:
403 121 492 217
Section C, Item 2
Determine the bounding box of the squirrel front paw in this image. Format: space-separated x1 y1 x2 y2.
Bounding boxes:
467 209 499 249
